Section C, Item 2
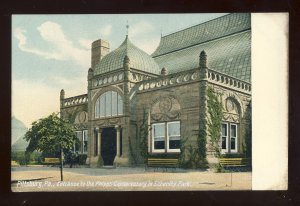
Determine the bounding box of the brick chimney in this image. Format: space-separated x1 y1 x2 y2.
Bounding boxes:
91 39 110 68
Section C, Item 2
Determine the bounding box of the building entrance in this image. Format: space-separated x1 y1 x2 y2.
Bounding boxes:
101 127 116 165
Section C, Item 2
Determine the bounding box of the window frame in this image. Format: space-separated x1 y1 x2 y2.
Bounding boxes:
221 122 238 154
151 121 181 154
82 130 88 153
152 122 166 153
221 122 229 153
74 130 88 154
167 121 181 152
230 123 238 153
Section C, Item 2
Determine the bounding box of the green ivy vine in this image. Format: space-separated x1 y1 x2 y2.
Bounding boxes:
139 108 149 164
207 86 224 172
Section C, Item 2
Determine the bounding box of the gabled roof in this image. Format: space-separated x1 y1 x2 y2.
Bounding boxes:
152 13 251 82
94 35 160 76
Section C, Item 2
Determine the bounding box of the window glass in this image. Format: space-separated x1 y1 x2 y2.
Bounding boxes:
154 140 165 150
231 138 236 150
153 124 165 150
154 124 165 137
168 122 180 150
95 99 100 118
169 139 180 149
168 122 180 136
83 130 88 153
111 91 118 116
100 94 105 117
230 124 237 151
231 124 236 137
222 123 227 136
76 131 82 140
83 130 88 141
118 94 123 115
95 91 123 118
221 123 228 151
105 91 112 116
222 137 227 149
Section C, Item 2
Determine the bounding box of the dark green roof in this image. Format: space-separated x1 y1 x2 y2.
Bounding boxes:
152 13 251 82
94 36 160 75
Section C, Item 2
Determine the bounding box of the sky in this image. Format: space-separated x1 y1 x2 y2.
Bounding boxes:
12 13 227 128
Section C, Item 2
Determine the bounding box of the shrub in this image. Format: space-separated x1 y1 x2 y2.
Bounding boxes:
78 154 87 165
11 151 42 165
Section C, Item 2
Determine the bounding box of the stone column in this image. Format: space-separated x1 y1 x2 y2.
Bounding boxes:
97 128 102 156
199 50 216 166
115 125 121 157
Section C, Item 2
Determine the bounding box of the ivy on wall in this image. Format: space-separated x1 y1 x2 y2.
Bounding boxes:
243 101 252 160
128 135 138 165
178 136 208 169
138 108 149 164
178 127 209 168
207 86 223 158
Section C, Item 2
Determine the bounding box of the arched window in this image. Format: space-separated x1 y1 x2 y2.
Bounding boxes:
95 91 123 118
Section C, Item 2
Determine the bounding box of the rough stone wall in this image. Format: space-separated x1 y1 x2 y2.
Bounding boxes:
135 82 201 162
207 82 251 155
60 104 88 129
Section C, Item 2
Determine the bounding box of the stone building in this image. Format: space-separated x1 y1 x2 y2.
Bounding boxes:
60 13 252 168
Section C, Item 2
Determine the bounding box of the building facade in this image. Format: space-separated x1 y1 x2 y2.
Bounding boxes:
60 13 252 168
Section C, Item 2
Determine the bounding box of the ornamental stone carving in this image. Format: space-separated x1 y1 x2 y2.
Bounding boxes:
97 118 120 126
75 111 88 124
159 97 172 113
223 97 240 123
151 96 181 121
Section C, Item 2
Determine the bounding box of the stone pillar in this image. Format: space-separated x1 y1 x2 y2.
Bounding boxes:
60 89 65 106
89 127 103 168
86 69 93 165
112 56 132 167
115 125 121 157
199 50 217 168
97 128 102 156
199 50 208 70
60 89 65 119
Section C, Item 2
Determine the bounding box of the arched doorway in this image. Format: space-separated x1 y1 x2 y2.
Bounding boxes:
101 127 116 165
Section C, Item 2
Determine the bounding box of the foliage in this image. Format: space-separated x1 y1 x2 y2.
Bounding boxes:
207 87 223 158
206 87 224 172
11 160 20 167
139 108 149 163
198 126 207 160
24 113 77 157
78 154 88 165
221 153 245 158
178 133 208 169
11 151 42 165
244 102 252 159
179 144 208 169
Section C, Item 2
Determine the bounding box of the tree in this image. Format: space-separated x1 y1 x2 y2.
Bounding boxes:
24 113 77 181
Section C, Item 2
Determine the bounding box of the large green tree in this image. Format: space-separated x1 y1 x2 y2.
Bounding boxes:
24 113 76 180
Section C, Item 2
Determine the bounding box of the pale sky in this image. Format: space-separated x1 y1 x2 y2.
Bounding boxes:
12 13 227 128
